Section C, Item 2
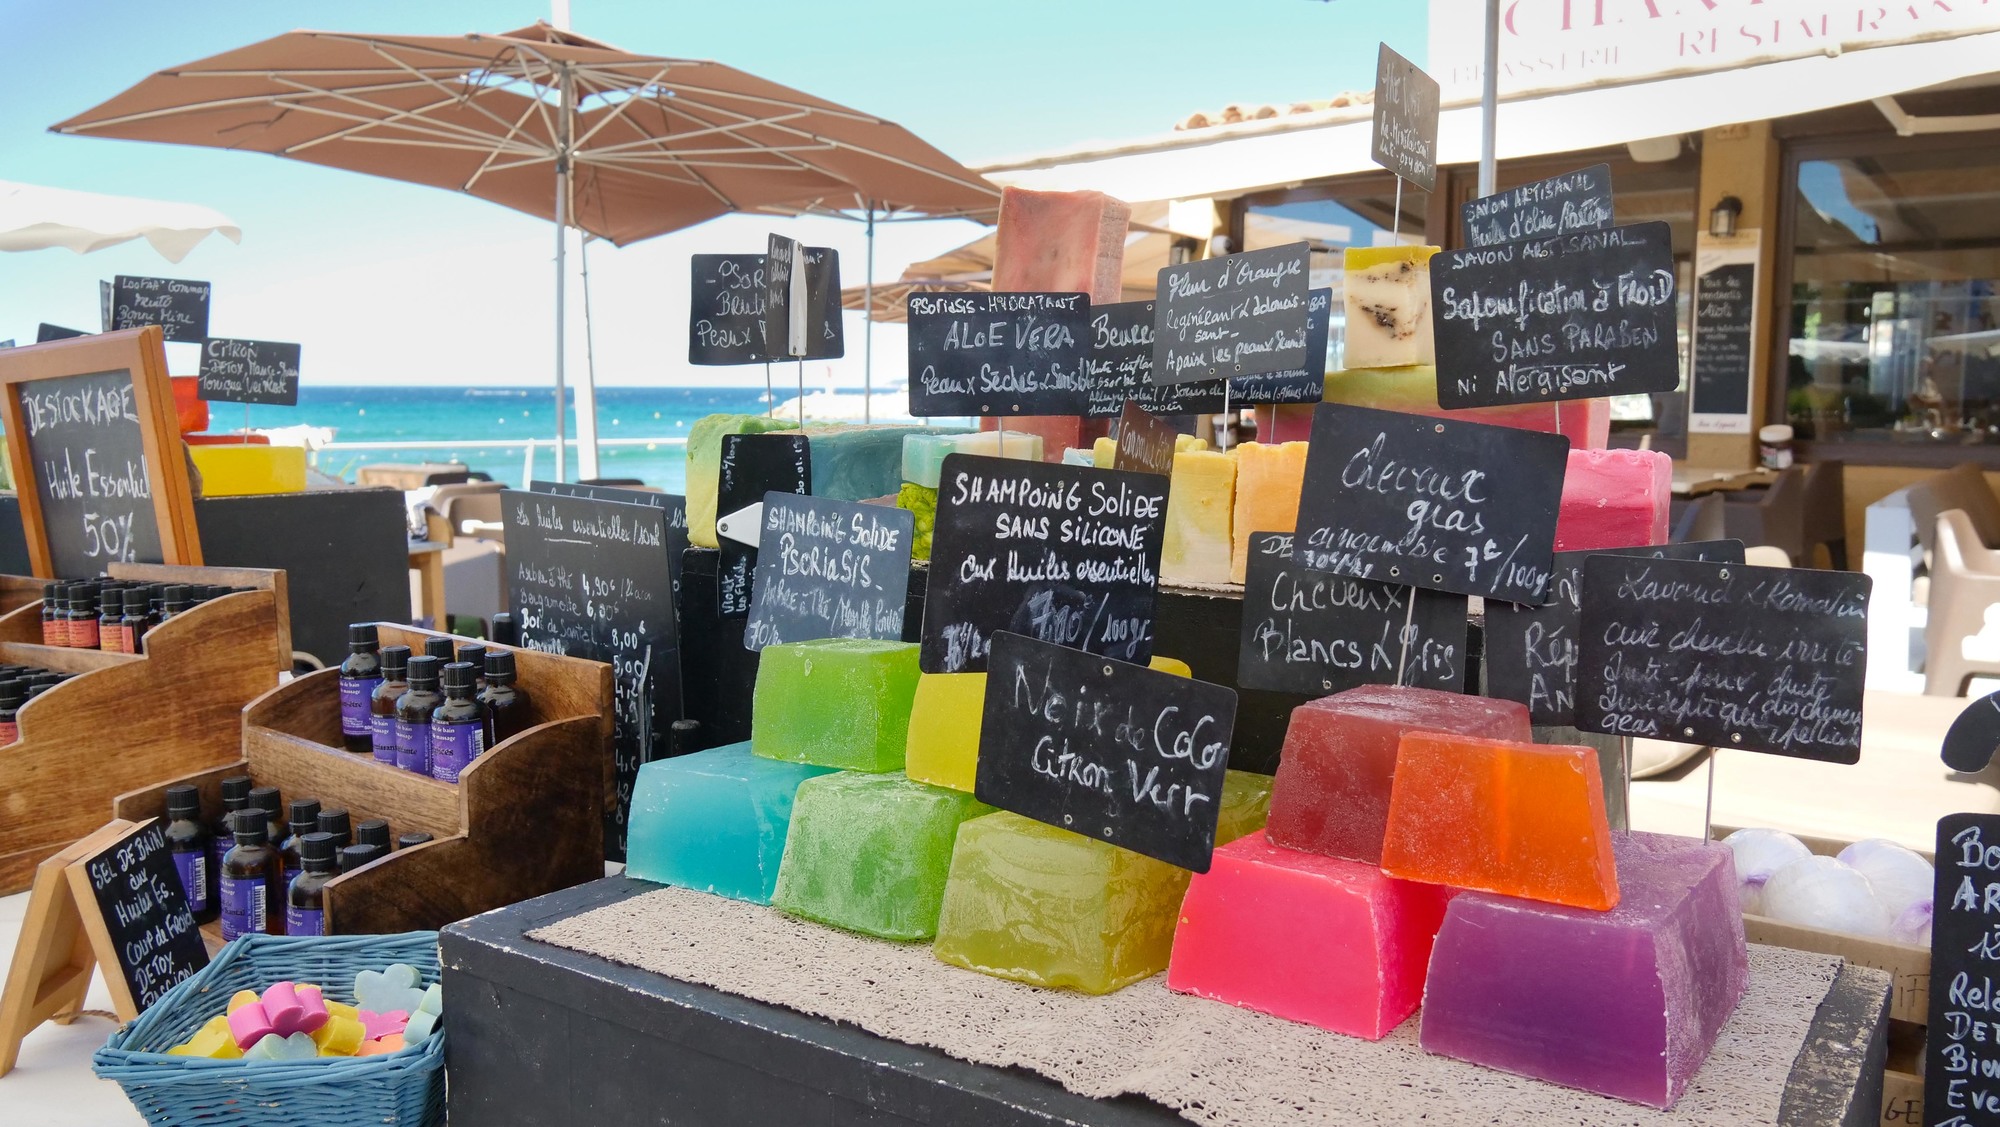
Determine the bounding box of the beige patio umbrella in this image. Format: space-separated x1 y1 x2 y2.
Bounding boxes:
52 22 998 477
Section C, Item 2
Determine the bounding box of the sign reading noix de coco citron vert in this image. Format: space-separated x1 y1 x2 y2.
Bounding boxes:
1427 0 2000 102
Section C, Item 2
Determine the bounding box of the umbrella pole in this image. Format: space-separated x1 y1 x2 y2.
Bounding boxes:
864 205 875 425
553 166 568 484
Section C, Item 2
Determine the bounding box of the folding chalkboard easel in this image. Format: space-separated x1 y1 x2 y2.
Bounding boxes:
0 819 139 1077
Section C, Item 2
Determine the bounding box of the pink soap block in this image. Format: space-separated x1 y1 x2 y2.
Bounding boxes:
1419 831 1748 1109
1552 448 1672 552
226 1001 275 1049
261 981 328 1035
1167 831 1450 1039
1266 685 1530 864
359 1009 410 1040
991 186 1131 303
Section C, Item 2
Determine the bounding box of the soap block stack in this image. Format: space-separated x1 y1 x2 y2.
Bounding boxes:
1228 441 1308 584
686 413 802 548
898 431 1045 560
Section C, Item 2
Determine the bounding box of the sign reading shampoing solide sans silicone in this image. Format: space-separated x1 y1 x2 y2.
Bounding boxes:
977 631 1237 872
920 454 1167 675
906 292 1091 416
1151 243 1311 385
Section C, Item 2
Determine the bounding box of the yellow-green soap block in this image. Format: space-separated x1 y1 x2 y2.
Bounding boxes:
685 413 800 548
1162 450 1236 587
1091 436 1116 469
167 1015 242 1058
898 482 939 561
751 638 920 772
312 1013 365 1056
931 770 1271 994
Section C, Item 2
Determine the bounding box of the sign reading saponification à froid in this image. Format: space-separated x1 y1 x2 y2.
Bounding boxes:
1291 403 1569 605
197 338 300 406
1371 44 1440 191
743 492 914 652
1151 243 1311 385
1430 221 1680 410
920 454 1168 675
1460 164 1615 249
977 631 1238 872
1574 556 1868 763
1084 300 1226 418
906 292 1092 417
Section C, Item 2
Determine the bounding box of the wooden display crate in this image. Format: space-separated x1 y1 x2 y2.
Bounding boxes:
115 624 612 935
0 564 287 893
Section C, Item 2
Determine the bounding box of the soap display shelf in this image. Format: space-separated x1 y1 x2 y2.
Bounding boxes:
116 623 613 936
0 563 288 894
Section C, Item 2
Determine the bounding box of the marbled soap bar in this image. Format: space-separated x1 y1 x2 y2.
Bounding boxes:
1420 831 1748 1109
1266 685 1529 864
901 431 1045 490
776 424 968 502
625 743 836 904
1167 829 1450 1038
1380 733 1618 910
1553 448 1672 552
1324 366 1611 450
771 772 992 940
898 482 939 560
751 638 921 771
1342 246 1439 369
932 771 1272 993
1230 441 1308 584
1163 450 1236 586
686 413 801 548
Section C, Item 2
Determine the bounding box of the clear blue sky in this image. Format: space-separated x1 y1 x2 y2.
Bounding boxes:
2 1 1426 386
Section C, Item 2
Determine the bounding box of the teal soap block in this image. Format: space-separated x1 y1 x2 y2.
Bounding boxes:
752 638 920 771
772 772 992 940
626 743 837 903
785 424 968 501
901 430 1045 490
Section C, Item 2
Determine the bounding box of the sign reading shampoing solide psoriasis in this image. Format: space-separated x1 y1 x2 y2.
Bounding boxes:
743 492 913 651
1291 403 1569 604
1371 44 1440 191
920 454 1167 675
977 631 1237 872
906 292 1092 416
1430 222 1680 410
197 338 300 406
1227 286 1330 405
1151 243 1311 385
1927 812 2000 1126
110 275 210 342
1574 556 1868 763
1460 164 1614 249
1236 532 1466 696
1484 540 1744 727
1084 300 1226 418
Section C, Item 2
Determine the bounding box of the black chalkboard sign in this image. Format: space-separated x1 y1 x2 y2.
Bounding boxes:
1574 556 1868 762
921 454 1167 674
1112 402 1178 477
764 235 804 359
1431 222 1680 410
14 364 173 575
505 489 682 858
1084 300 1226 418
110 275 209 343
1485 540 1743 726
530 480 689 605
36 324 87 343
1292 403 1569 604
744 492 914 651
717 433 810 618
977 631 1237 872
906 292 1092 417
73 820 207 1011
1237 531 1466 696
1371 44 1439 192
1942 689 2000 773
1690 261 1755 419
1928 811 2000 1126
688 249 843 366
1227 286 1330 405
1461 164 1614 249
1152 243 1311 385
197 338 300 406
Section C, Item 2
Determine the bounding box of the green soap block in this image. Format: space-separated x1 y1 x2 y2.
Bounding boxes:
779 424 968 502
685 413 801 548
898 482 938 561
772 772 993 940
900 430 1044 491
752 638 920 771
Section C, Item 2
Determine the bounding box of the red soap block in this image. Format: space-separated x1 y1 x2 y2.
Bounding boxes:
1553 448 1672 552
1167 830 1451 1039
991 186 1131 303
1266 685 1530 864
1259 396 1609 449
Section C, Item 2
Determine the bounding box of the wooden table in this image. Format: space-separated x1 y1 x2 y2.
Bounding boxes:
407 539 447 629
1671 466 1779 496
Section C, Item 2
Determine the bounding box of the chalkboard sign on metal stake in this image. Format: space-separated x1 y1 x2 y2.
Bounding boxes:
1151 243 1311 386
1226 287 1331 406
743 492 914 651
1371 44 1440 192
110 275 211 343
976 632 1237 872
198 338 301 408
1942 689 2000 773
716 433 811 618
689 250 844 368
1460 164 1614 248
1926 811 2000 1125
906 292 1092 417
1111 402 1178 477
1084 301 1226 418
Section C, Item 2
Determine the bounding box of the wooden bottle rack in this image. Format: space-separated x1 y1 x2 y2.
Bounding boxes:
0 564 287 893
116 624 613 935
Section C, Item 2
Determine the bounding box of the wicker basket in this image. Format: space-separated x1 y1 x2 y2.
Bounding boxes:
93 932 444 1127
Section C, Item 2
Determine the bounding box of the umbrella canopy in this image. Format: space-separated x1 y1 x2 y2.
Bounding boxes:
0 179 240 262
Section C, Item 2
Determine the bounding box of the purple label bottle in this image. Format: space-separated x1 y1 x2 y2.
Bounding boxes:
172 847 210 916
429 662 487 783
219 874 268 941
338 624 384 754
284 905 326 937
371 646 411 766
339 677 380 735
395 656 442 776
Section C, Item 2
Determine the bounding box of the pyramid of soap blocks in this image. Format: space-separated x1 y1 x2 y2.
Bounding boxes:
1167 684 1748 1109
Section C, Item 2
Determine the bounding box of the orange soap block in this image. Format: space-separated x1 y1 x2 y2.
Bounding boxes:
1229 441 1309 584
1380 732 1619 910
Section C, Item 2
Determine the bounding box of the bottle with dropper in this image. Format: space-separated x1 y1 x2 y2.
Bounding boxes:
371 646 410 766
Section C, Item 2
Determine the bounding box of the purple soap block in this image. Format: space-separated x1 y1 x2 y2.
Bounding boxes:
1419 830 1747 1110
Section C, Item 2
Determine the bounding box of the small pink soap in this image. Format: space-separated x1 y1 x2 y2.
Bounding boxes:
1553 448 1671 552
226 1001 275 1049
359 1009 409 1040
1166 831 1451 1040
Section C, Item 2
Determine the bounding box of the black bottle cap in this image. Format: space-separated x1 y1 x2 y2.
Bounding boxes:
348 624 380 652
23 685 46 700
30 672 61 686
162 584 190 607
316 808 352 844
165 784 201 820
221 775 253 803
380 644 411 678
356 819 391 849
299 832 338 869
483 650 516 682
489 611 518 646
248 786 282 817
456 643 486 670
440 661 476 692
397 832 433 849
0 680 25 708
423 637 456 663
405 655 441 689
338 844 375 873
287 798 321 833
42 582 57 601
229 810 268 845
123 588 148 613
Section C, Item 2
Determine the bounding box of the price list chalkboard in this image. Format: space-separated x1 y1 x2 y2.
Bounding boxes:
906 292 1092 417
687 249 843 366
1237 532 1466 696
1227 286 1330 405
1431 222 1680 409
1371 44 1440 191
716 433 810 617
1927 811 2000 1126
529 480 688 603
1083 300 1225 418
197 338 301 406
73 820 207 1011
1460 164 1614 249
110 276 210 343
921 454 1167 674
977 631 1237 872
1690 262 1755 419
744 492 914 651
1152 243 1310 385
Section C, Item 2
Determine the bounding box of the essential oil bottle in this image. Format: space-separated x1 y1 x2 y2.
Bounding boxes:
316 807 353 849
163 784 216 924
423 637 456 666
248 786 285 844
456 644 488 690
371 645 411 765
0 680 24 744
280 798 320 887
97 589 123 653
397 832 433 849
67 586 99 650
489 611 519 647
356 819 392 861
122 588 151 654
39 583 61 646
480 650 529 747
209 775 253 889
395 656 442 776
338 844 375 874
285 832 338 937
338 624 384 754
429 662 486 783
219 810 280 941
159 584 191 623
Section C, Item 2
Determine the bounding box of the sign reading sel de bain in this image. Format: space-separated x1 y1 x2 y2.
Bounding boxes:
1084 301 1225 418
110 276 210 343
978 632 1237 872
1460 164 1614 249
921 454 1167 675
1430 222 1680 410
1371 44 1440 192
1151 243 1311 385
906 292 1091 416
743 492 914 651
1574 556 1868 763
197 338 300 406
74 820 207 1011
1928 812 2000 1126
1292 404 1568 604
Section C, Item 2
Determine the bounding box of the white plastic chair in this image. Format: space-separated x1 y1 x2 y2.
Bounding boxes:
1925 508 2000 696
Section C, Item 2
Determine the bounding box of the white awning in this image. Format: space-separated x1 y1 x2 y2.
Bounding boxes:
980 31 2000 204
